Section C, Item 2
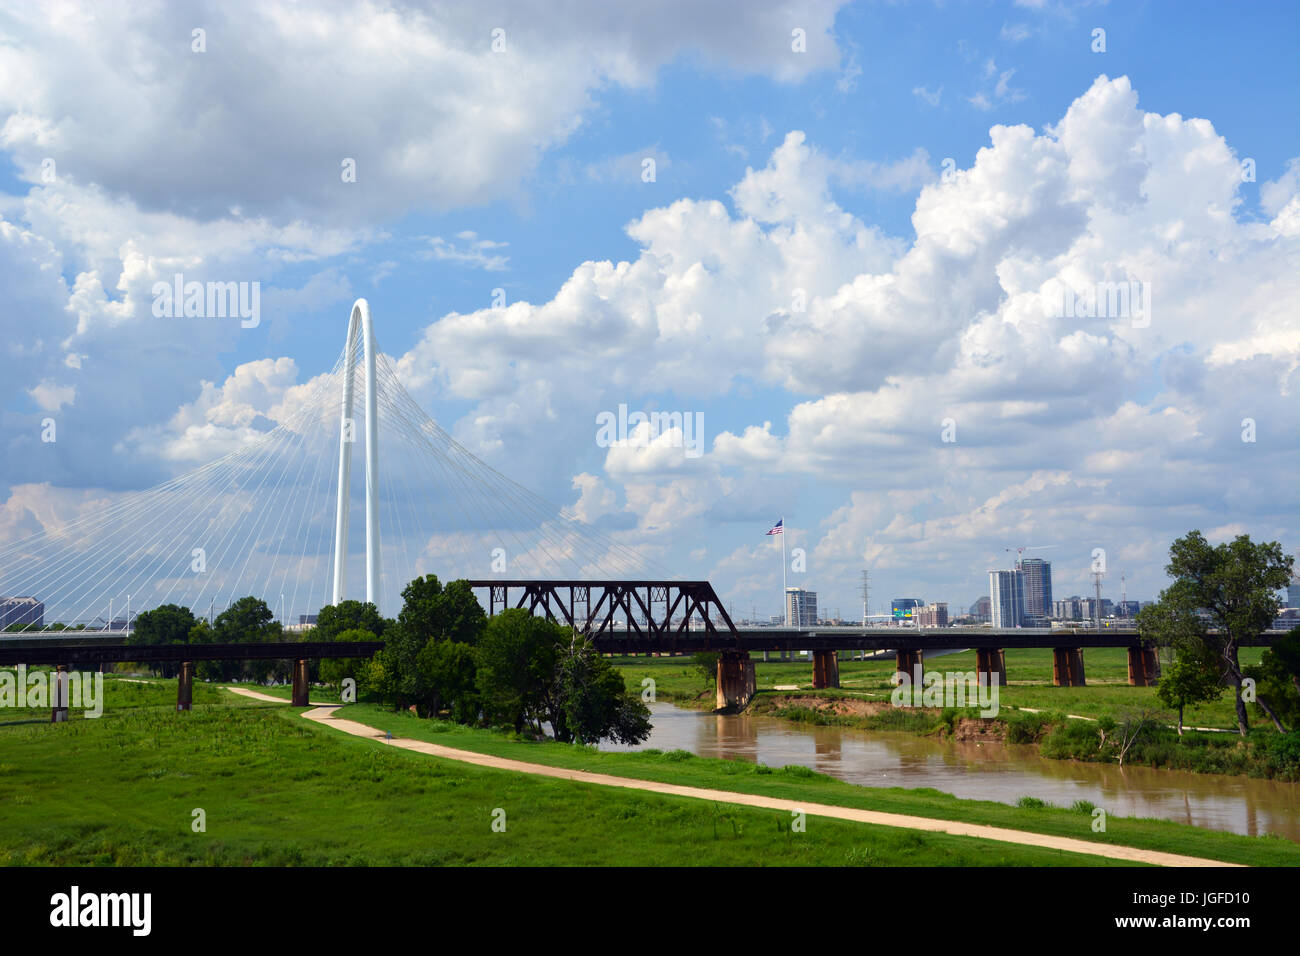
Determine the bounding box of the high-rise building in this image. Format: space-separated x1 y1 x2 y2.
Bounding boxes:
785 588 818 627
916 602 948 627
0 596 43 630
1288 580 1300 610
989 571 1025 628
1018 558 1053 620
969 597 991 622
1053 596 1084 621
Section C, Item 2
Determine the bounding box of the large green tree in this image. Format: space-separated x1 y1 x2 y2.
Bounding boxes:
474 609 562 734
313 600 386 642
367 576 487 713
1143 531 1293 735
555 635 652 745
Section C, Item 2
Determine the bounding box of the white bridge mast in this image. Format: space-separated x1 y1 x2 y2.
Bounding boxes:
331 299 382 609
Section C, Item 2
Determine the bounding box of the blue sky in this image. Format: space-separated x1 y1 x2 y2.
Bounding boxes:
1 1 1298 622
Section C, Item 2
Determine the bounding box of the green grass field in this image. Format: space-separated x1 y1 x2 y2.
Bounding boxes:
0 678 1143 867
615 648 1273 730
4 677 1297 865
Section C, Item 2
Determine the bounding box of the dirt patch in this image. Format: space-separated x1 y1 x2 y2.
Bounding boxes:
948 717 1007 742
768 695 889 718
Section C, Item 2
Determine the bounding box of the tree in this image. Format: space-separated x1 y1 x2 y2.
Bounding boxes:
129 604 197 677
1155 646 1223 735
1143 531 1293 735
197 597 282 682
556 636 652 745
314 601 386 642
1244 625 1300 733
693 651 720 687
474 609 562 734
374 576 489 712
397 575 486 646
416 639 479 721
319 628 376 690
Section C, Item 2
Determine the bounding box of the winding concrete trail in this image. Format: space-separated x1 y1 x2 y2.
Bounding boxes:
223 686 1241 868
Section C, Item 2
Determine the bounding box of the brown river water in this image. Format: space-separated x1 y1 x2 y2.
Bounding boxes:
599 702 1300 842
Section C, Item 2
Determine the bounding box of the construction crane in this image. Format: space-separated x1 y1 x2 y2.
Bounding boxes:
1005 545 1057 566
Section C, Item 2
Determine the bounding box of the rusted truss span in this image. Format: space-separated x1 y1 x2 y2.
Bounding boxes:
465 580 739 649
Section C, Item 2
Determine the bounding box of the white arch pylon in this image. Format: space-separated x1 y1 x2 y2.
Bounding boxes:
331 298 382 609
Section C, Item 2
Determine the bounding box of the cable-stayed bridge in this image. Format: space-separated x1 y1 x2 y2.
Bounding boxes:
0 300 666 630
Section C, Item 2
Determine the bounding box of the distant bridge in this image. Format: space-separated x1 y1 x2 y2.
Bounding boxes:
0 638 382 719
466 581 1285 709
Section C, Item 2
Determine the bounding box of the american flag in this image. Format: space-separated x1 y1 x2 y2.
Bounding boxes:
765 519 783 536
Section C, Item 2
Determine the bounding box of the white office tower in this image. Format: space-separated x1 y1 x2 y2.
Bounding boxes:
989 570 1025 628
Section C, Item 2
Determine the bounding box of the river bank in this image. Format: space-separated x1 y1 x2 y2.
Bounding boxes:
612 650 1300 783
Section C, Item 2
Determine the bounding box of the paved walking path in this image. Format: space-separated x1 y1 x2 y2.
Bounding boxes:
223 686 1241 867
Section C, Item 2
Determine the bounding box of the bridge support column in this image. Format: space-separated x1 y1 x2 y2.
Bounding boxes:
895 649 923 686
715 651 756 712
1127 646 1160 686
291 659 310 706
1052 648 1086 687
975 648 1006 687
51 665 69 723
811 650 839 689
177 661 194 711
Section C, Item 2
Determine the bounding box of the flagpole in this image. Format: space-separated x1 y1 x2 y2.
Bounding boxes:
781 516 787 625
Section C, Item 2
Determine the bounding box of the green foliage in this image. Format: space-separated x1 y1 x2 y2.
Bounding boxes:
474 609 563 732
555 636 651 745
1016 796 1049 809
313 601 386 642
1246 625 1300 732
397 576 485 646
692 651 720 686
1147 530 1293 735
1005 710 1053 744
416 638 479 722
320 628 377 689
1156 645 1224 733
191 597 283 683
128 603 196 677
1071 800 1096 814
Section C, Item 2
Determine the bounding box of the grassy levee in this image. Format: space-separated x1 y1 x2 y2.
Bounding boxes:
0 679 1125 866
334 701 1300 866
615 648 1273 730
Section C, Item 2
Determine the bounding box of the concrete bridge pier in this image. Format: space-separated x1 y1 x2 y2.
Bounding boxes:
716 651 756 711
51 665 69 722
811 649 840 689
975 648 1007 686
1127 646 1160 686
895 649 923 686
291 659 310 706
1052 648 1086 686
177 661 194 711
